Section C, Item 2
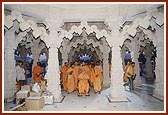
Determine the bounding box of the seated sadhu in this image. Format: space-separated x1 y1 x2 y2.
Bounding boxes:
32 62 43 83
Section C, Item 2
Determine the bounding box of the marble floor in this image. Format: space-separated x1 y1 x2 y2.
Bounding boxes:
4 85 164 113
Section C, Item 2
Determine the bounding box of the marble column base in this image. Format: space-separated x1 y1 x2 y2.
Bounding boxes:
54 95 65 103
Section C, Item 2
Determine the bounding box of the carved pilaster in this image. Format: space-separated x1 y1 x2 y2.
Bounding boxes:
131 39 142 87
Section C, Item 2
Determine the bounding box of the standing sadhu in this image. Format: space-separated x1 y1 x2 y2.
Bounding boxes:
78 61 90 96
123 61 131 83
32 62 43 83
60 62 69 90
124 62 136 91
73 61 79 89
66 63 75 93
91 64 103 94
89 61 95 87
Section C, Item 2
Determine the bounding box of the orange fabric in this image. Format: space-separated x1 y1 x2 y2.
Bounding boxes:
123 63 134 82
123 64 129 82
126 65 134 78
78 66 90 95
93 67 103 92
90 66 95 86
73 66 79 89
60 65 68 90
66 67 75 93
32 66 42 83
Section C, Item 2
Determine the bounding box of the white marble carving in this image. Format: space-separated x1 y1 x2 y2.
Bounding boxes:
155 12 164 26
59 21 108 41
4 15 13 29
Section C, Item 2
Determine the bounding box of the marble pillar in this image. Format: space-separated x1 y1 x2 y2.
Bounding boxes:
153 26 164 101
108 46 128 102
46 47 64 102
107 22 128 102
153 46 164 100
102 39 110 87
144 43 154 80
4 30 17 101
132 39 142 87
45 16 64 102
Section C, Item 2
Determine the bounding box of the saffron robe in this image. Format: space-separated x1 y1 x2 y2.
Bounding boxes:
78 65 90 94
32 66 42 83
124 64 134 82
92 67 103 92
60 65 68 90
73 65 79 89
66 67 75 93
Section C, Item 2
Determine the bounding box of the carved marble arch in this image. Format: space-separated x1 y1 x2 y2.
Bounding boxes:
14 28 49 67
68 42 102 63
120 26 157 80
58 21 111 65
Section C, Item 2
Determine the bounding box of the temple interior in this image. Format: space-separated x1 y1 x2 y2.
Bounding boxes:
3 3 165 112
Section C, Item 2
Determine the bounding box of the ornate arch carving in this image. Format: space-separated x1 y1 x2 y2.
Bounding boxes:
59 21 110 56
120 11 164 46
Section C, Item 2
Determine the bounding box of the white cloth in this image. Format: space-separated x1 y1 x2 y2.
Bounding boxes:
32 83 41 93
16 65 25 81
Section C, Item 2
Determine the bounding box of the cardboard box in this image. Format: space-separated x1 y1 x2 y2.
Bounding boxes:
29 91 42 97
25 96 45 110
21 85 31 91
16 90 29 99
17 105 27 111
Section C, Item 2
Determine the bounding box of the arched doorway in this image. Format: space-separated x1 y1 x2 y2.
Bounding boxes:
120 26 157 94
58 21 112 91
15 29 49 81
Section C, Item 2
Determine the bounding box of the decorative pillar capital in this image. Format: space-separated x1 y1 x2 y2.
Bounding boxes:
44 18 63 48
45 18 64 32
